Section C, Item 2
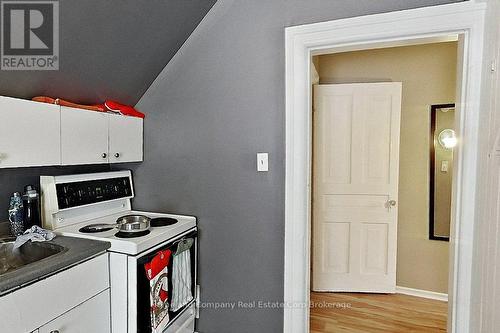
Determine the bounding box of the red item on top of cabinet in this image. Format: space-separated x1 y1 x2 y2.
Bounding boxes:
32 96 106 112
31 96 145 119
104 100 145 119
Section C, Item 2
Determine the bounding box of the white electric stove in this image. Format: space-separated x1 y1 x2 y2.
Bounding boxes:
40 170 199 333
53 210 196 255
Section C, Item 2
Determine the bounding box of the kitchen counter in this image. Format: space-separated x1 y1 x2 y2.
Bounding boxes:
0 235 110 296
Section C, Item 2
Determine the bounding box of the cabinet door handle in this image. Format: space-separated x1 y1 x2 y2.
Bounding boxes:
114 152 120 158
102 153 107 159
50 330 60 333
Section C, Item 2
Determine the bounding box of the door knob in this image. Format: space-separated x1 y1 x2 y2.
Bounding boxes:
386 199 397 208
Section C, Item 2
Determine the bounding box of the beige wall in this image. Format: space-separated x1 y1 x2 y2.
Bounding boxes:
315 42 457 293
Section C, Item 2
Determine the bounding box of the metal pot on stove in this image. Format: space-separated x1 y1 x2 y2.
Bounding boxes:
81 215 151 233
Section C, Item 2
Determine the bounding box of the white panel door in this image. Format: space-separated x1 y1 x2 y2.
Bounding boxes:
0 97 61 168
108 114 143 163
39 289 111 333
312 83 402 293
61 106 109 165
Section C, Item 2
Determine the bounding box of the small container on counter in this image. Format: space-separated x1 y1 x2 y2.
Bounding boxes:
8 192 24 236
22 185 41 229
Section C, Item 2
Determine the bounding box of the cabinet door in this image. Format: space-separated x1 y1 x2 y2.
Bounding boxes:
39 289 111 333
61 106 109 165
108 114 143 163
0 97 61 168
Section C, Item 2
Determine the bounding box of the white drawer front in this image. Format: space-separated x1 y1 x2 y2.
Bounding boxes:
39 289 111 333
0 253 109 333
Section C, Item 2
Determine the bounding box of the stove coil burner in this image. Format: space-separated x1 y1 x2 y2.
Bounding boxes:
79 225 114 233
150 217 178 227
115 230 151 238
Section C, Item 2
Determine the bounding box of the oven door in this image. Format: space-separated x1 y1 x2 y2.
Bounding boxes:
127 228 198 333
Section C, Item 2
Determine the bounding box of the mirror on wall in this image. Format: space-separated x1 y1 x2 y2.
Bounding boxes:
429 104 456 241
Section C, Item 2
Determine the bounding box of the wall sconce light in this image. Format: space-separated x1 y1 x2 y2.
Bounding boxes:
438 129 457 149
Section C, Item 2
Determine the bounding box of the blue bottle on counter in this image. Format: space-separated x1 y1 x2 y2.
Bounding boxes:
8 192 24 236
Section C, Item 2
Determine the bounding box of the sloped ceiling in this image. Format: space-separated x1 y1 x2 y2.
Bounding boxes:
0 0 216 106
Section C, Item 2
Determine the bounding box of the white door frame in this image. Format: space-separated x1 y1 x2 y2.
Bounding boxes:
284 2 486 333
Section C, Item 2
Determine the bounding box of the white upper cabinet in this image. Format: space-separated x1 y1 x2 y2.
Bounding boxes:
61 108 144 165
61 106 110 165
0 96 144 168
108 113 143 163
0 96 61 168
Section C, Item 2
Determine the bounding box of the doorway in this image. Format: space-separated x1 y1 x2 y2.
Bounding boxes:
284 3 486 333
310 41 457 332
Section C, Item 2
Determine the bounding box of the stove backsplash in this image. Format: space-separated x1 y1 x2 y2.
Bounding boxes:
0 165 111 234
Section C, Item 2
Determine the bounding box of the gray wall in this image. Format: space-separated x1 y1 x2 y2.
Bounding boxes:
0 0 215 223
132 0 462 332
0 0 215 105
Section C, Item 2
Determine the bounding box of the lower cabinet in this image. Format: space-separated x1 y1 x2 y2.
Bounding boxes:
39 289 110 333
0 254 110 333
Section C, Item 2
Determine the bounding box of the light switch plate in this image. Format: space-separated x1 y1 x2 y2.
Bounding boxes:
257 153 269 172
441 160 449 172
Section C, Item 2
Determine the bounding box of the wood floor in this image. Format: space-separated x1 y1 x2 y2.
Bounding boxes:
310 292 447 333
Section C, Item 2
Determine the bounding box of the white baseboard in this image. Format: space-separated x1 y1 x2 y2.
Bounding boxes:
396 286 448 302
